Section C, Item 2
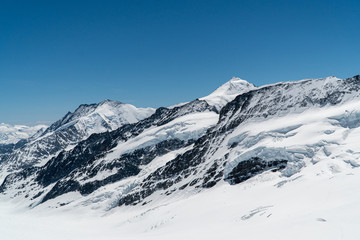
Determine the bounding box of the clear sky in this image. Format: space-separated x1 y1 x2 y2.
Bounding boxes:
1 0 359 125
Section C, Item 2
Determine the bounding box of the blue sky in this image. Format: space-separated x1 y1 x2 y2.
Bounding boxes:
0 0 359 125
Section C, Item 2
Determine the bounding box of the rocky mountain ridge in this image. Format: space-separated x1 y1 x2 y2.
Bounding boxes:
1 75 360 212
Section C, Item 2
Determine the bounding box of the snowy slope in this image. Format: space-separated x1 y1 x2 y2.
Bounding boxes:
0 124 47 145
2 103 360 239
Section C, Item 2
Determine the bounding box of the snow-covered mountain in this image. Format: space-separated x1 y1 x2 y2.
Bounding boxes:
1 75 360 239
168 77 255 110
201 77 255 111
0 100 155 180
0 124 47 145
0 77 256 206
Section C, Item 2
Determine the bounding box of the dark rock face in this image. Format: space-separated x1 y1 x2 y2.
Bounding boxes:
38 138 192 202
201 161 224 188
0 143 16 155
118 133 213 206
41 180 81 203
224 157 287 185
36 131 119 187
0 166 37 192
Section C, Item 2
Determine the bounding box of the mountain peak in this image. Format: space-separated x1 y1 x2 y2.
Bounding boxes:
98 99 123 106
229 76 248 82
201 77 255 111
220 77 255 93
45 100 155 136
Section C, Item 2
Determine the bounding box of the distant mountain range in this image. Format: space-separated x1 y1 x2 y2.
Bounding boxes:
0 124 47 145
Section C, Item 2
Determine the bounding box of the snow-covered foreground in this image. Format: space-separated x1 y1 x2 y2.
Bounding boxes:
1 161 359 240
